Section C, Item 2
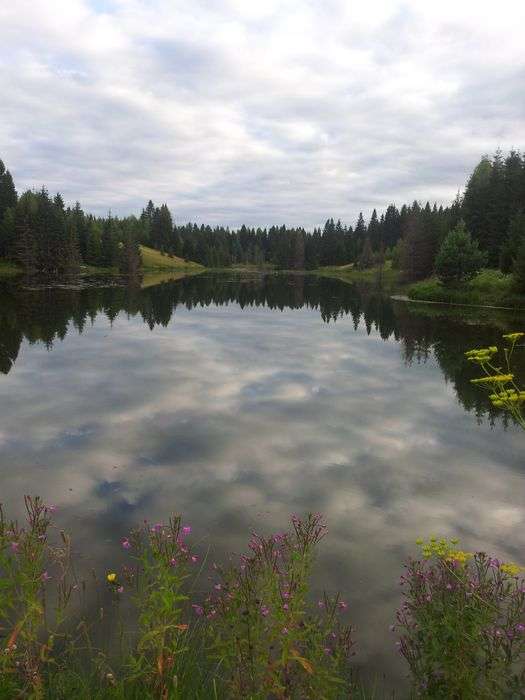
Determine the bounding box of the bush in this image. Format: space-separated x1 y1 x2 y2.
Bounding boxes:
435 221 487 286
396 538 525 697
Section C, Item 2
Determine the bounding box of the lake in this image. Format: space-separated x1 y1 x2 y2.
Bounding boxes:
0 272 523 689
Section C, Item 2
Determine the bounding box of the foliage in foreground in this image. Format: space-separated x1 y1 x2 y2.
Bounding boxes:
1 498 525 698
396 538 525 697
466 331 525 430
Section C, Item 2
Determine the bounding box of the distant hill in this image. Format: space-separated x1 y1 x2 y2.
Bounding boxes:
140 246 203 271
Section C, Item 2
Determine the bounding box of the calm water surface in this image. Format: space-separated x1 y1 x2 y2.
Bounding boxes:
1 272 524 688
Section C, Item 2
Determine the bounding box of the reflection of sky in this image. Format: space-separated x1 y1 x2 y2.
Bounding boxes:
1 300 524 689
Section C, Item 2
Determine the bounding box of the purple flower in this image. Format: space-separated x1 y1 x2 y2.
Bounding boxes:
46 504 57 513
191 555 198 563
338 601 348 610
117 586 124 593
121 538 131 550
318 600 325 608
192 604 204 616
182 525 192 536
10 542 19 553
283 603 289 611
515 624 525 633
170 558 178 567
41 571 51 582
261 606 270 617
214 583 222 591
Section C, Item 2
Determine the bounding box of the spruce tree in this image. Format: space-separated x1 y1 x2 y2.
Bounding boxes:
0 161 18 222
435 221 487 285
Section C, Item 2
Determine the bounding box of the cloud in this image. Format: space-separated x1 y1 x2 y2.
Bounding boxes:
1 0 524 226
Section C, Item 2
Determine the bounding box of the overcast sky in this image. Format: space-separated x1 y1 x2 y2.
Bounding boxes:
1 0 524 227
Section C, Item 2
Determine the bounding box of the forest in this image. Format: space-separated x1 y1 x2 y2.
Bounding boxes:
0 150 524 282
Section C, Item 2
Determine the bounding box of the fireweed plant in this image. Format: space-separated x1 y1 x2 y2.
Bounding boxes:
0 497 79 698
466 331 525 429
199 513 356 698
1 500 524 698
117 516 207 697
394 538 525 698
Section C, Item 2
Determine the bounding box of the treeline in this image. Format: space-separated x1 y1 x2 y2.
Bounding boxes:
1 149 524 276
0 164 141 275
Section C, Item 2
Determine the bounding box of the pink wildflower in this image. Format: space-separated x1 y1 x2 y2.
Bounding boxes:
10 542 19 553
121 538 131 550
117 586 124 593
192 604 204 616
182 525 192 536
41 571 51 582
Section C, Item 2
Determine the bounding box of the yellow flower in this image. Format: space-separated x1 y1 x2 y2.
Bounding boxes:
500 562 523 577
107 573 117 583
471 374 514 385
445 550 473 565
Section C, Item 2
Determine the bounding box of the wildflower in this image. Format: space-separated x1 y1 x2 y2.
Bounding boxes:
121 538 131 550
500 562 523 576
46 504 57 513
261 606 270 617
323 647 331 655
117 586 124 593
471 374 514 385
214 583 222 591
191 555 198 563
192 604 204 616
283 603 289 611
338 600 348 610
170 558 177 567
107 573 117 584
282 627 289 635
41 571 51 582
10 542 19 553
182 525 192 536
502 332 524 342
318 600 325 608
515 624 525 633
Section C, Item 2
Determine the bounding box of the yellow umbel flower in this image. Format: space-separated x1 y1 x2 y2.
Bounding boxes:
500 562 523 576
471 374 514 385
445 550 473 565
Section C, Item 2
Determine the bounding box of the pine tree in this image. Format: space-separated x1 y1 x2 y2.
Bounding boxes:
435 221 487 285
0 161 18 222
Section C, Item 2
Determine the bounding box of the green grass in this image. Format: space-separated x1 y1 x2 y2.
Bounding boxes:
139 246 203 271
408 269 525 309
0 259 22 277
316 260 400 287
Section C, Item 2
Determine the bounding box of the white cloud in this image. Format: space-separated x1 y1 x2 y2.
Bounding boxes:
0 0 524 226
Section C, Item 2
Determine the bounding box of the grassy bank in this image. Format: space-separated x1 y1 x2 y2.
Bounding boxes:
139 245 204 272
2 497 524 698
408 269 525 309
314 260 403 292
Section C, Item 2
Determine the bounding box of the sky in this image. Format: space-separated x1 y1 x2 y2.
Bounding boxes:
1 0 524 227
